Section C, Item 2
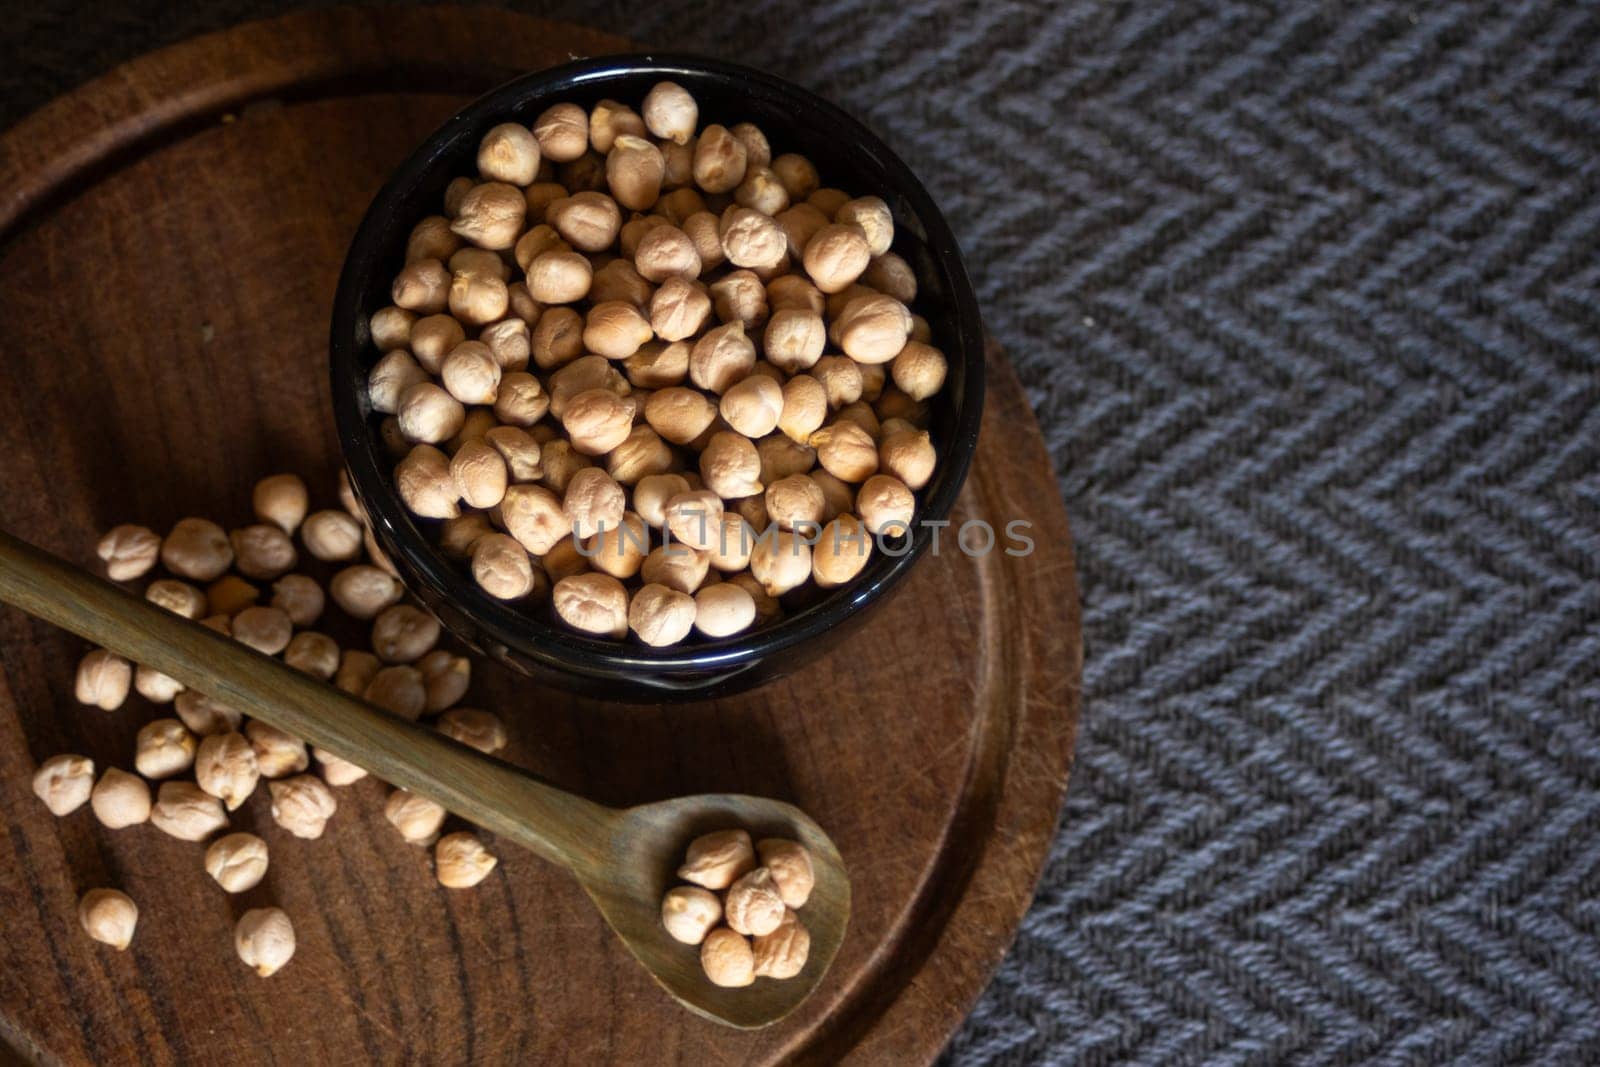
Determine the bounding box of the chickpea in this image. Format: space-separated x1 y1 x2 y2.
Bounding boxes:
404 313 461 372
811 421 880 483
333 650 381 697
477 122 541 185
480 318 532 373
407 216 460 263
813 513 873 588
589 99 646 153
662 490 725 552
533 102 589 162
316 748 370 787
835 292 912 364
369 305 416 351
435 708 507 754
132 719 195 780
268 573 323 629
585 512 650 580
583 300 653 360
678 829 757 889
552 572 629 638
641 277 707 343
247 720 311 778
144 579 204 619
174 690 242 737
501 483 569 555
750 530 813 596
702 512 752 573
561 388 635 457
628 583 696 646
708 270 768 329
772 153 820 199
633 223 701 283
891 340 947 401
295 511 359 565
734 165 789 215
559 467 623 542
33 754 95 816
724 867 787 937
811 469 855 523
725 571 781 624
634 473 691 528
79 889 138 951
688 321 756 394
395 382 464 446
75 649 131 710
700 928 755 987
206 575 260 616
372 604 441 664
235 908 296 977
661 885 721 945
835 400 882 439
385 788 447 845
879 426 937 490
656 184 704 223
229 525 297 581
625 340 690 389
542 535 590 583
720 374 784 438
269 775 337 839
802 224 872 293
419 650 472 711
766 474 826 533
606 135 665 211
206 833 270 893
641 544 711 594
329 565 403 620
445 440 505 511
391 258 450 313
162 517 233 581
700 432 765 499
550 191 622 252
394 443 459 520
693 124 747 194
135 664 184 704
638 387 711 447
448 270 508 325
606 424 674 486
196 731 260 811
450 182 525 249
434 832 498 888
856 473 915 535
642 81 697 144
96 524 160 581
836 195 894 255
150 781 228 841
364 665 427 720
720 207 786 269
694 582 757 638
524 249 591 306
753 909 812 979
682 211 726 271
767 273 826 316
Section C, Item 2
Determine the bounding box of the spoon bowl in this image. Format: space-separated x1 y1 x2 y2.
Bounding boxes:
584 795 850 1028
0 529 849 1029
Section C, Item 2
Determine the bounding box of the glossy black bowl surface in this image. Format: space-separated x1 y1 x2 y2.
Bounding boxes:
331 55 985 701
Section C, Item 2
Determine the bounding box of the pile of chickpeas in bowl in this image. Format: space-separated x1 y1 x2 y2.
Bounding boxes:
366 80 946 648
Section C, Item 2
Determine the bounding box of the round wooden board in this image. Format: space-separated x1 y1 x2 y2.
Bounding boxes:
0 9 1081 1065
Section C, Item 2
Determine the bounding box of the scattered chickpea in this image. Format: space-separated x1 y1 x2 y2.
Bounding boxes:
206 833 269 893
364 665 427 721
330 565 404 620
418 650 471 712
147 578 206 619
135 719 196 779
174 690 243 737
195 732 261 812
151 781 228 841
90 768 151 829
96 524 160 581
205 575 258 617
247 720 310 778
32 754 95 816
271 573 326 627
385 789 447 845
230 525 297 581
371 604 442 664
232 605 293 656
435 708 507 754
316 748 370 787
268 775 338 839
162 518 234 582
235 907 295 977
253 474 310 535
79 889 138 951
435 832 498 888
135 664 184 704
75 649 131 710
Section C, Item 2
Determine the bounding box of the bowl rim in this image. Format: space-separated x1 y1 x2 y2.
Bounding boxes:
330 52 986 678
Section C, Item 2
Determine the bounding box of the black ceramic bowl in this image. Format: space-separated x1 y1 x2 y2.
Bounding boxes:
331 55 984 701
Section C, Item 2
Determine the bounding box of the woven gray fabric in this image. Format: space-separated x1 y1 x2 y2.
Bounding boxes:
6 2 1599 1063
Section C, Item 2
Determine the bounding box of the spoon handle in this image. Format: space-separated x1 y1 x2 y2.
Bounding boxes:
0 528 616 869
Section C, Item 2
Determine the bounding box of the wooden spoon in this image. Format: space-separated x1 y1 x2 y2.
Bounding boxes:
0 529 848 1029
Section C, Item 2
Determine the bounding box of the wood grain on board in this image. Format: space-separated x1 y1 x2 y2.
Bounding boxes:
0 8 1081 1065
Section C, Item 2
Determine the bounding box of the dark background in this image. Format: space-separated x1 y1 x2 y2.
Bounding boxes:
6 1 1600 1063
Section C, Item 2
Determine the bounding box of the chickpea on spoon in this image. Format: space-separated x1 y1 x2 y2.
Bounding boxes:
0 528 849 1029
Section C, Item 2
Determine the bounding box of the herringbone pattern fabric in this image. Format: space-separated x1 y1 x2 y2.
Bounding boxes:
6 2 1599 1063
